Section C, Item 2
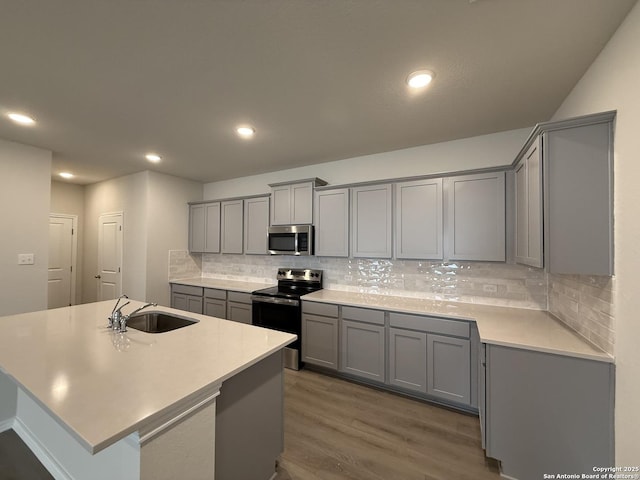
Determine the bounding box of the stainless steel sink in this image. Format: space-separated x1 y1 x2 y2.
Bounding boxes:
126 311 199 333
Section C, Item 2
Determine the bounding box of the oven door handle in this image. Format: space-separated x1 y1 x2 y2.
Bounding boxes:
251 295 300 307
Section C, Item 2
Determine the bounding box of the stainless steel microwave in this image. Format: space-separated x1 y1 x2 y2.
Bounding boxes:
268 225 313 255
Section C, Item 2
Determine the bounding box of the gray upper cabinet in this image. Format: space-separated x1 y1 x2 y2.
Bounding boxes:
244 196 270 255
270 178 327 225
394 178 443 259
515 139 543 267
189 202 221 253
221 200 244 254
314 188 349 257
351 184 393 258
544 120 613 275
444 172 505 261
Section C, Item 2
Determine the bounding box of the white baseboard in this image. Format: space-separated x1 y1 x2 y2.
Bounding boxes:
13 417 74 480
0 417 14 433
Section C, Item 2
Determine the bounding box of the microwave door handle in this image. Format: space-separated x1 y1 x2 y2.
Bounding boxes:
294 233 298 254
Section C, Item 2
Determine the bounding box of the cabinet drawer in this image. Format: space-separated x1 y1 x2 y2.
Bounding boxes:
204 288 226 300
389 312 470 338
227 291 252 304
302 301 339 318
171 284 203 297
342 306 385 325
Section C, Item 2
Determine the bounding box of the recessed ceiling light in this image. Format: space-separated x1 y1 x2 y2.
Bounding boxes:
406 70 435 89
236 126 255 139
59 172 74 179
145 153 162 163
7 112 36 126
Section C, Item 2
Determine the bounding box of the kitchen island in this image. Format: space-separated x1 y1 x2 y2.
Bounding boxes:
0 300 296 480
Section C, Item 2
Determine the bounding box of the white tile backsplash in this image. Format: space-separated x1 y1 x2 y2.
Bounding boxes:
548 274 615 355
170 252 548 309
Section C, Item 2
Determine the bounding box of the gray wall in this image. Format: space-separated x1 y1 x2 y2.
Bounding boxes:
0 139 51 315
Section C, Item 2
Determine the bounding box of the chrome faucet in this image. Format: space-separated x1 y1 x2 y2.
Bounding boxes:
118 302 158 333
109 294 129 329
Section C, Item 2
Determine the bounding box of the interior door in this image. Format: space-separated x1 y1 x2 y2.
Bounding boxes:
48 216 74 308
97 213 123 301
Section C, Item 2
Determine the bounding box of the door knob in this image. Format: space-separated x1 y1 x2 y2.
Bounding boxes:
94 274 101 279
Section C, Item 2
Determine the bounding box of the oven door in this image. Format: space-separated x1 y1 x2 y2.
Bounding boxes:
251 295 301 370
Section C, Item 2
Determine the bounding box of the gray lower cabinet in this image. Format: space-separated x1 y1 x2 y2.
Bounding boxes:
427 334 470 404
340 308 386 383
226 291 252 324
484 344 614 480
388 328 427 393
204 288 226 318
170 284 204 314
302 316 339 370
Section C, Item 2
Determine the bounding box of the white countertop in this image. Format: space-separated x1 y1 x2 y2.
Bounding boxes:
0 300 296 454
302 290 612 363
170 277 274 293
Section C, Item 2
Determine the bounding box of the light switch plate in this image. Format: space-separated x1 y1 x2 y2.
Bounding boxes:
18 253 34 265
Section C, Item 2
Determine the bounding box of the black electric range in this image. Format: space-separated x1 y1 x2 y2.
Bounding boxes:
251 268 323 369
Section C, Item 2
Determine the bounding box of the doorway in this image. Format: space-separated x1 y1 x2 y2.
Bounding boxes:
48 214 78 309
97 212 123 301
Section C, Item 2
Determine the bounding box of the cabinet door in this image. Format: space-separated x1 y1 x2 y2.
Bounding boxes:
171 291 188 311
340 319 385 383
244 196 269 254
204 298 226 318
515 140 543 267
395 178 443 259
302 314 338 370
204 202 221 253
291 182 313 224
545 122 613 275
314 188 349 257
444 172 505 261
189 204 205 253
221 200 243 254
427 334 470 405
389 328 427 394
270 185 291 226
351 184 392 258
227 301 252 324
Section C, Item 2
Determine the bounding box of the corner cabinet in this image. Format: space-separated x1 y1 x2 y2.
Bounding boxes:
351 184 393 258
269 178 327 226
444 172 505 261
189 202 221 253
314 188 349 257
394 178 443 259
244 196 269 255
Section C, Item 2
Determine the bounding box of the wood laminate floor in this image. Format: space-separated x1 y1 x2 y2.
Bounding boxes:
275 369 500 480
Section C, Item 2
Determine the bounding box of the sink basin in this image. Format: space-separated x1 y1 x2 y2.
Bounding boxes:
126 311 199 333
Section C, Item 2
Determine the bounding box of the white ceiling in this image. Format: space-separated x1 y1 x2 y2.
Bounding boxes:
0 0 636 185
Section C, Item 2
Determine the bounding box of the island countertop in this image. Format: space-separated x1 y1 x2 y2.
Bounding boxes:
0 300 296 454
301 290 612 363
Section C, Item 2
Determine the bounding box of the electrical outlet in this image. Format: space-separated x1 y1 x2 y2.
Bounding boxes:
483 284 498 293
18 253 34 265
